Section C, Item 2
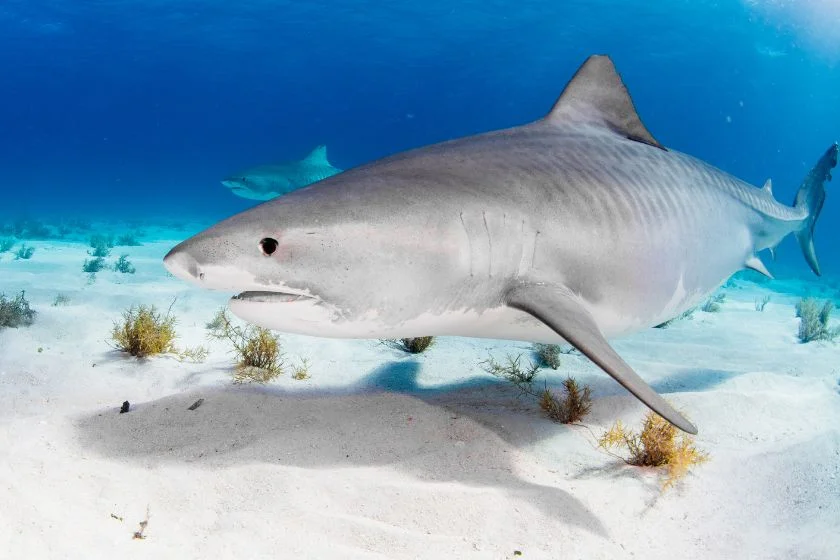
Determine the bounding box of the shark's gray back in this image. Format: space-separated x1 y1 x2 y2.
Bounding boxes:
353 120 800 225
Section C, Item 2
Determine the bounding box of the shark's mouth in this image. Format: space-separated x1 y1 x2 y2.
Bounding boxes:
229 288 337 334
232 290 317 304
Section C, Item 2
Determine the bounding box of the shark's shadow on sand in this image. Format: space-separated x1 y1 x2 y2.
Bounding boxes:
362 357 737 398
75 360 739 535
357 357 738 434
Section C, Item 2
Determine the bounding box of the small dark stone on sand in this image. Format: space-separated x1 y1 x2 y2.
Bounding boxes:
120 401 130 414
187 398 204 411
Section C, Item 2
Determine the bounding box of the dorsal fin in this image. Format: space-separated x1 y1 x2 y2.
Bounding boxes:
762 179 773 195
303 145 330 165
545 55 665 151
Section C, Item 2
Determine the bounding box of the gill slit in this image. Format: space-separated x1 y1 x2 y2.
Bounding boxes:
482 211 492 277
460 211 474 277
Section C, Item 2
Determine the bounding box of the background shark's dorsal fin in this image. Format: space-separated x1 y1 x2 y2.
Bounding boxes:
303 145 330 165
545 55 665 151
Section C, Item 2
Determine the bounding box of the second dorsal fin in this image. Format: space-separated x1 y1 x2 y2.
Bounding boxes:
762 179 773 196
545 55 665 151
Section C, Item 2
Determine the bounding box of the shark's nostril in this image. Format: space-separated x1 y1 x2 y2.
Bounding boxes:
163 248 202 282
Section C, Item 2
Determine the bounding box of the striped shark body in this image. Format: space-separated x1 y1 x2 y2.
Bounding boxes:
167 55 837 434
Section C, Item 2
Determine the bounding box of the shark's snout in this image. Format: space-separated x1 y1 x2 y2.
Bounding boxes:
163 235 274 292
163 247 203 283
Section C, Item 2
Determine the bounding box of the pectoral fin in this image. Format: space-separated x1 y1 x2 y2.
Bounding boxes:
506 282 698 434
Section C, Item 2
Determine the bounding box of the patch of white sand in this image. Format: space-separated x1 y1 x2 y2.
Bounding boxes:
1 233 838 559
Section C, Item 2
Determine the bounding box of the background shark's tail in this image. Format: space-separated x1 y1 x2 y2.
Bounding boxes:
793 142 838 276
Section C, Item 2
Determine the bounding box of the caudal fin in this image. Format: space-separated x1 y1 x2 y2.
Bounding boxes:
794 142 838 276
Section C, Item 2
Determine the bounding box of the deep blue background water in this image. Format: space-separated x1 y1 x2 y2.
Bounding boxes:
1 0 839 273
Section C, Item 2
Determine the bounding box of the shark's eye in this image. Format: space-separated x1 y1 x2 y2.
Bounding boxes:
259 237 279 256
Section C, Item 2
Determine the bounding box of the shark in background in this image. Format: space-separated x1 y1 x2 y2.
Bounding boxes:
167 55 837 434
222 145 342 201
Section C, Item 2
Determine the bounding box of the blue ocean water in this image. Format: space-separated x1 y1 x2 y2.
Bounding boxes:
0 0 839 275
3 5 840 552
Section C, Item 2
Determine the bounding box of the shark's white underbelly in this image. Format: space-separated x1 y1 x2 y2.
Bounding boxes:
228 285 716 343
231 297 561 341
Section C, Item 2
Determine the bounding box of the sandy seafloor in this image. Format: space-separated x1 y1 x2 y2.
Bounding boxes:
1 222 839 560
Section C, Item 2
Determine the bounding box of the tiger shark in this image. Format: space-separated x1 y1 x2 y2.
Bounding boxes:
165 55 837 434
222 145 342 201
